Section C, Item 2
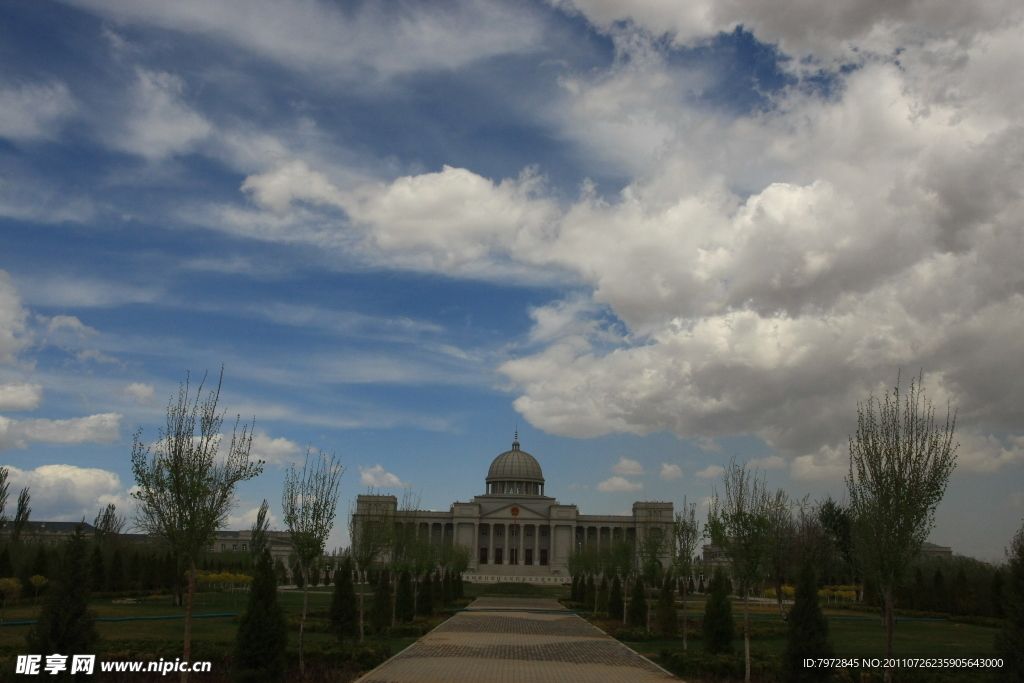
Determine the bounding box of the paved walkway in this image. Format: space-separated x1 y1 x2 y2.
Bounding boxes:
355 597 681 683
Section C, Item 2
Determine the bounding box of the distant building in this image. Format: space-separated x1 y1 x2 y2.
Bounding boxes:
351 438 674 583
206 529 294 565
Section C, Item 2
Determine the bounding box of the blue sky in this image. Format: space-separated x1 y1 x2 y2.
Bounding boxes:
2 0 1023 561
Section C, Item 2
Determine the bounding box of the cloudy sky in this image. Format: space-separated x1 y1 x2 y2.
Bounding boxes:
1 0 1022 560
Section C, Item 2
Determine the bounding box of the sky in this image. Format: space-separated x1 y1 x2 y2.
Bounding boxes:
1 0 1022 562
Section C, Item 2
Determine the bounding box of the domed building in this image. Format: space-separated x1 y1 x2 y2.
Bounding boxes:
352 438 674 582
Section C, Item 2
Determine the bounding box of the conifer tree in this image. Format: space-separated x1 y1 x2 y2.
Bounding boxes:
585 574 596 612
953 567 970 616
703 569 734 654
329 558 359 642
30 546 49 580
107 548 124 593
370 570 392 634
234 551 287 683
609 575 624 621
293 560 304 588
416 571 434 616
933 568 947 613
27 526 98 679
783 563 833 682
432 570 443 609
656 573 677 636
442 569 454 606
697 575 705 594
395 570 414 622
627 576 647 628
90 545 105 593
994 521 1024 679
596 576 609 614
991 570 1004 619
0 546 12 577
571 574 580 602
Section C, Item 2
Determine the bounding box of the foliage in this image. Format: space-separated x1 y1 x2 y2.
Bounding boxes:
369 569 392 634
656 573 677 636
584 573 596 611
416 571 434 616
596 575 609 613
703 568 734 654
847 371 957 682
26 525 98 680
627 574 647 628
130 368 262 680
329 557 359 642
608 575 624 622
0 576 21 627
994 520 1024 680
783 562 834 682
233 550 287 683
674 496 700 650
11 486 31 543
395 570 414 623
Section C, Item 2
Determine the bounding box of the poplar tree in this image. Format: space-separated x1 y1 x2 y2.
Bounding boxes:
994 521 1024 679
131 369 262 683
673 497 701 650
282 449 344 673
847 371 956 683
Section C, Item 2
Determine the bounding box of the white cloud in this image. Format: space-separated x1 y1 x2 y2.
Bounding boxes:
250 431 302 466
695 465 725 479
0 271 31 364
660 463 682 481
596 476 643 492
77 349 118 364
612 457 645 476
3 464 131 522
359 464 407 488
749 455 786 470
790 444 849 483
955 433 1024 473
124 382 155 404
227 505 281 530
697 437 722 453
46 315 95 335
0 382 43 411
65 0 545 84
0 413 122 451
110 68 211 160
0 81 76 142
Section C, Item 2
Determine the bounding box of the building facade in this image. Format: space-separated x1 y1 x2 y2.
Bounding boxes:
351 438 674 583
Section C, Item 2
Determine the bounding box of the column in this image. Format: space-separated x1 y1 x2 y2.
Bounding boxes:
519 521 524 567
489 523 494 565
550 524 556 569
472 522 479 569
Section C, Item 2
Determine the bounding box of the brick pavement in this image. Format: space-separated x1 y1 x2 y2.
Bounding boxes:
355 597 681 683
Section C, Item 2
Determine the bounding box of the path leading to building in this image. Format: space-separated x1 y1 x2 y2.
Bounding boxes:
354 597 681 683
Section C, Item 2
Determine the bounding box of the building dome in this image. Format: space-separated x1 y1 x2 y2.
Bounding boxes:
485 439 545 496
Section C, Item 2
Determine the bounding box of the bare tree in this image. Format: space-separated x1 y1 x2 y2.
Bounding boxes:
282 449 344 674
763 489 795 617
11 487 30 543
846 371 957 683
706 459 771 683
673 497 701 651
348 489 394 643
93 503 127 546
131 369 262 683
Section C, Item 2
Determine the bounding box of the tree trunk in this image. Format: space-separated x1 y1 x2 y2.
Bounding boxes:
299 566 309 676
884 589 894 683
743 586 751 683
181 559 197 683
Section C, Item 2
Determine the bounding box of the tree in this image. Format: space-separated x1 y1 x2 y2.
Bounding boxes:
30 575 48 603
596 576 609 614
282 449 344 673
609 575 624 621
27 525 98 679
991 570 1005 619
234 549 287 683
584 573 596 613
764 490 796 617
369 569 392 634
994 520 1024 679
416 570 434 616
673 496 701 651
0 466 9 531
846 371 957 683
0 577 21 629
656 572 677 636
329 556 359 642
706 459 771 683
93 503 126 542
627 573 647 628
395 570 414 623
131 369 263 683
11 486 30 543
249 500 272 564
349 491 394 642
703 568 734 654
90 545 105 593
783 562 834 682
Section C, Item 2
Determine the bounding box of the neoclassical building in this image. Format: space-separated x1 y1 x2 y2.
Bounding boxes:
352 438 674 582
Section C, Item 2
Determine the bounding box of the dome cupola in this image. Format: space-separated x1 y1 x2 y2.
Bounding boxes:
485 437 545 496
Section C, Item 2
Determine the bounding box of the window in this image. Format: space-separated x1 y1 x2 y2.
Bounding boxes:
221 543 226 551
241 543 248 551
539 549 548 566
525 548 533 565
479 547 488 564
496 528 503 537
526 529 533 537
480 526 488 535
232 544 238 551
541 529 548 538
494 548 503 564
